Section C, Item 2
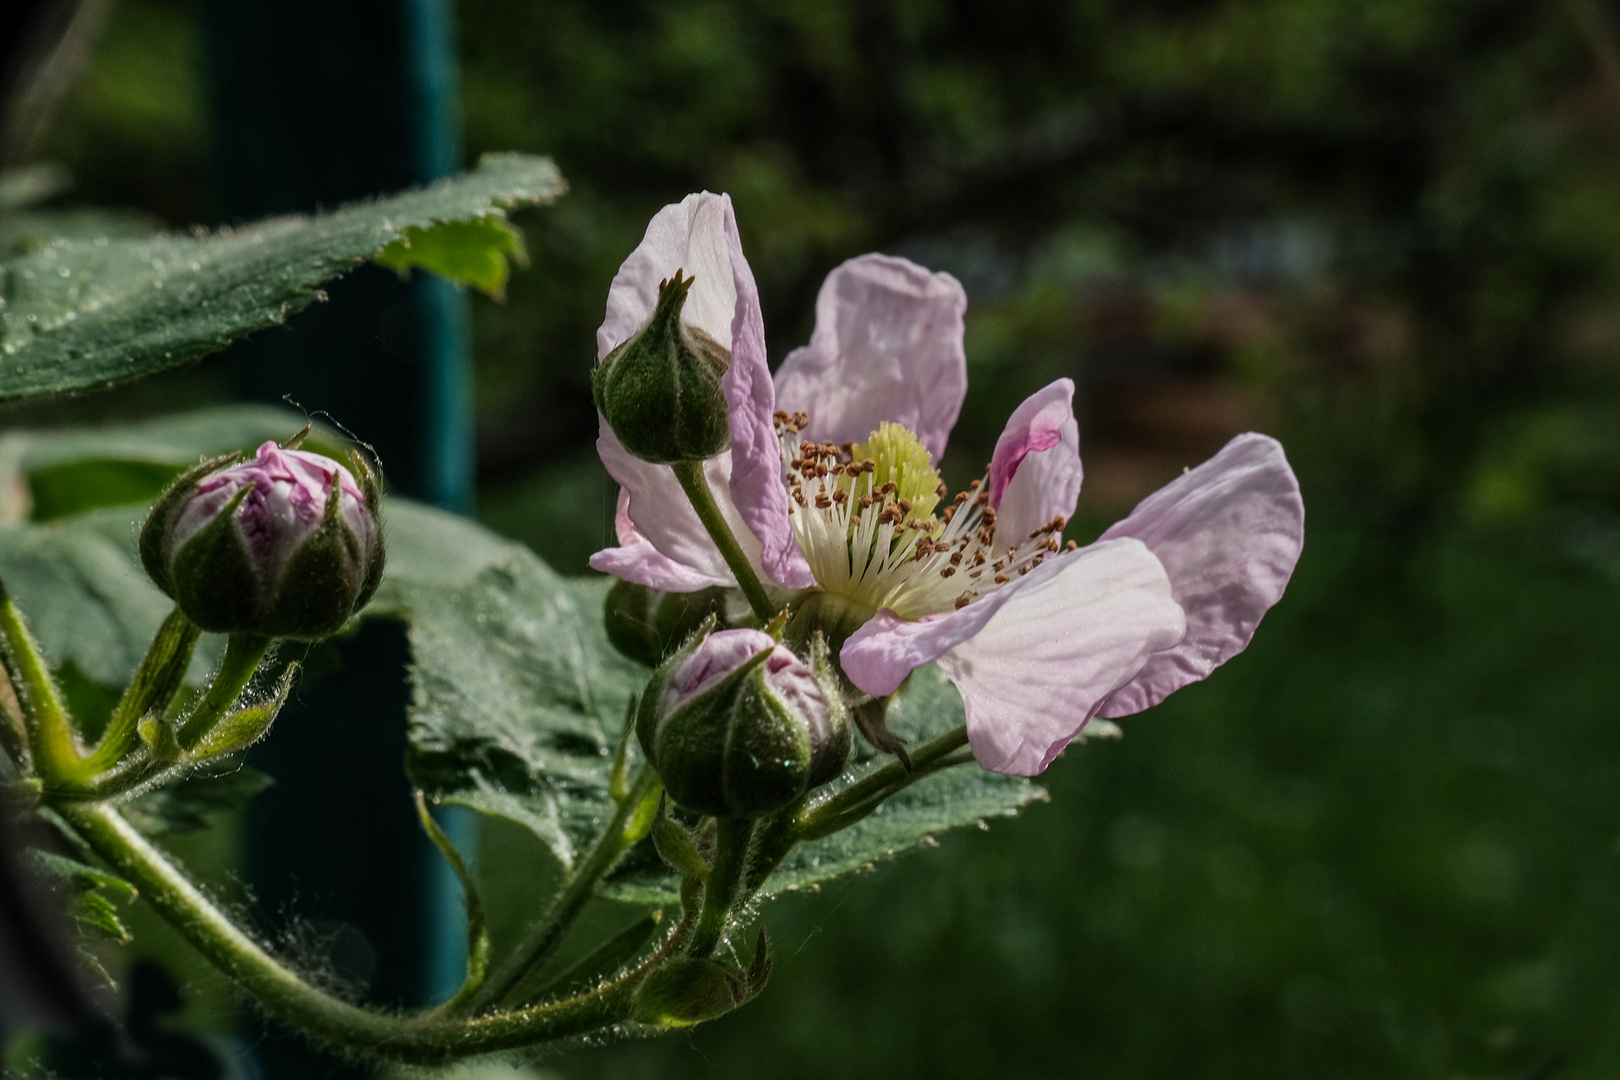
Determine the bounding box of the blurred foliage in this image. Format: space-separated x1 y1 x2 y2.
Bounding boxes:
23 0 1620 1076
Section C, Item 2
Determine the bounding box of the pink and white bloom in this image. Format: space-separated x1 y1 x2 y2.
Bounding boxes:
591 192 1305 777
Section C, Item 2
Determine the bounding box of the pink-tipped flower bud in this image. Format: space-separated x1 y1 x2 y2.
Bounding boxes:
637 625 850 818
140 441 385 638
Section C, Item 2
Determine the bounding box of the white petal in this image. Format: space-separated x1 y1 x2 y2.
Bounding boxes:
989 379 1083 545
595 419 762 589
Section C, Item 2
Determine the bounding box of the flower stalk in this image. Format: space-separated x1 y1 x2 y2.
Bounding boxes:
53 800 688 1063
686 815 755 958
670 460 776 623
454 765 662 1016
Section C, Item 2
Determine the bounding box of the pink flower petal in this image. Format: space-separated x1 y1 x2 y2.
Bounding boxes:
594 193 810 590
1095 432 1304 719
588 541 730 592
597 193 739 359
774 254 968 460
841 540 1184 776
987 379 1083 545
595 419 759 590
938 540 1185 776
592 488 731 590
720 202 814 590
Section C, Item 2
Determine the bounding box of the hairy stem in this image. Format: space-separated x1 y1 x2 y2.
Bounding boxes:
687 816 755 959
670 460 776 623
83 607 200 776
0 578 81 779
457 766 660 1016
176 633 271 751
56 801 665 1063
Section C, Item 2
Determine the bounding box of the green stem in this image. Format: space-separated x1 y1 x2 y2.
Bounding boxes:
799 725 970 839
687 816 755 958
56 801 671 1063
671 460 777 623
745 726 973 892
415 792 491 1016
176 633 271 751
0 578 81 779
82 608 200 777
457 766 660 1016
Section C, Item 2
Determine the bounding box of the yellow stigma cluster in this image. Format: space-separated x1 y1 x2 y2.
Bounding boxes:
841 423 943 530
775 412 1071 620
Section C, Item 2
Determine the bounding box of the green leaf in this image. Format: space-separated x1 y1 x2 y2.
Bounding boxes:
0 505 223 689
122 765 274 834
24 848 138 944
376 501 1043 897
0 152 563 404
372 501 637 870
373 217 527 298
1 404 345 520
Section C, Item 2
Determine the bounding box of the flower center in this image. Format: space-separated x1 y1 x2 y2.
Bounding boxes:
773 412 1071 620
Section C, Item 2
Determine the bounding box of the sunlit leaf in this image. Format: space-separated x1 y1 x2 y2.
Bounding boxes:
0 153 563 404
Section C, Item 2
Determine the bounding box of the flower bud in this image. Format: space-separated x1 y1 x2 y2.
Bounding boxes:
140 441 385 638
592 270 730 463
637 627 850 818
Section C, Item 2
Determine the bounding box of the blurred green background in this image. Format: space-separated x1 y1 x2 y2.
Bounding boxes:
18 0 1620 1075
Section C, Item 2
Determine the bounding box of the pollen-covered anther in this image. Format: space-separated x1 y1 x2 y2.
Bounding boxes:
815 493 832 509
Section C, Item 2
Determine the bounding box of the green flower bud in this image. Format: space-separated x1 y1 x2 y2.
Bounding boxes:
592 270 730 463
141 441 385 639
632 959 742 1028
637 626 851 818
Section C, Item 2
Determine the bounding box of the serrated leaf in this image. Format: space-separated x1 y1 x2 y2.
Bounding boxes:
123 765 274 835
24 848 137 944
0 152 563 404
374 217 527 298
371 501 636 870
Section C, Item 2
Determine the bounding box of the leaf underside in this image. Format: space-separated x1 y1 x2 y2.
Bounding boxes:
0 153 563 404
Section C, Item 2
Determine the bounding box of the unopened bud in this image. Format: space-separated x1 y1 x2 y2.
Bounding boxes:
592 270 730 463
637 626 850 818
141 441 385 638
632 958 742 1028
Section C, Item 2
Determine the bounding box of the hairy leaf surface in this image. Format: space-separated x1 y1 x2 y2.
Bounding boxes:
0 153 562 403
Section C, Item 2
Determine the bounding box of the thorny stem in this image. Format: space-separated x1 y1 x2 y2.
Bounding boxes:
56 801 686 1063
456 765 661 1016
670 460 777 623
687 815 755 958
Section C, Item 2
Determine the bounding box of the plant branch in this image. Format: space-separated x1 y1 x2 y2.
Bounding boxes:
55 801 668 1063
176 633 271 751
83 607 199 776
686 815 755 958
670 460 777 623
455 765 661 1016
